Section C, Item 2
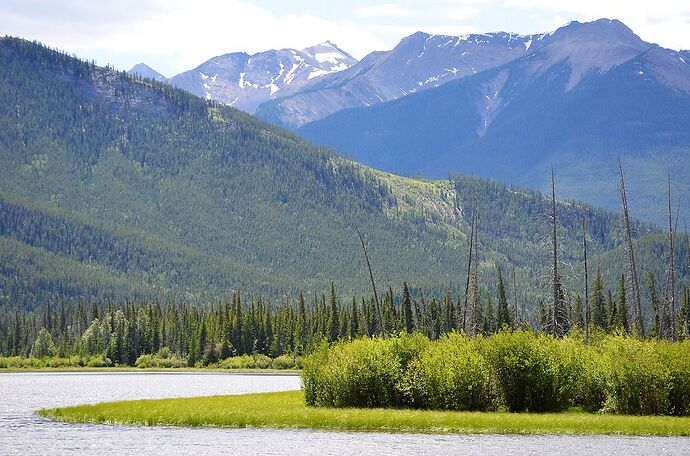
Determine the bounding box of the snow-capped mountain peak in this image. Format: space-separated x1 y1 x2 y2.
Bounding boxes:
167 42 357 113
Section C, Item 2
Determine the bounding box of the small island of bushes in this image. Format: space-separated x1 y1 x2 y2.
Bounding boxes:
40 330 690 436
304 330 690 416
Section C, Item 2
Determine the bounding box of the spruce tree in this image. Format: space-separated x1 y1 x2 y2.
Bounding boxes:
496 266 512 329
328 282 339 342
401 282 414 334
591 268 607 331
647 272 661 338
572 295 584 329
617 275 629 333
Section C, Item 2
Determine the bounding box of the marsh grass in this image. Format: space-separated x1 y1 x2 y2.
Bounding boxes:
39 390 690 436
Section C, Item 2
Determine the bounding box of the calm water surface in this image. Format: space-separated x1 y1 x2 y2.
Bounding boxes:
1 372 688 455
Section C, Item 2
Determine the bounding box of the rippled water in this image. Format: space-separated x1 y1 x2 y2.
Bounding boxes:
1 372 689 455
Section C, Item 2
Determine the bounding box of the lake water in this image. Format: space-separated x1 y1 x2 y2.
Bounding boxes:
1 372 689 455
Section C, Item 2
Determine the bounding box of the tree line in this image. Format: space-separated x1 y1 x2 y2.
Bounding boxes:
2 274 689 366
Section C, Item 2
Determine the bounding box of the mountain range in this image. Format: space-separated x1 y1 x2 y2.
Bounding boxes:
129 41 357 114
2 36 682 312
295 19 690 225
131 19 690 225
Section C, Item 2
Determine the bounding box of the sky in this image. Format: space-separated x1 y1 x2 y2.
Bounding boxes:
2 0 690 77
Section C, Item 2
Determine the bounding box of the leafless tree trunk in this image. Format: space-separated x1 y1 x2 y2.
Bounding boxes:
582 217 590 344
667 176 676 341
462 200 477 332
617 158 644 336
511 262 519 325
467 207 481 335
685 221 690 277
356 226 384 336
550 167 565 337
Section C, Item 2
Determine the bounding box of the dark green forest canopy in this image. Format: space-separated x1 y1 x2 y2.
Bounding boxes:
0 36 687 313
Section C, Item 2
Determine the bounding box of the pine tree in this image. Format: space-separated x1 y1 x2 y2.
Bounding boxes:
328 282 339 342
349 297 359 340
401 282 414 334
647 272 661 338
219 336 232 360
572 295 584 329
618 275 629 333
496 266 512 329
608 289 619 332
295 292 308 352
591 268 607 331
441 293 456 334
32 328 55 358
484 294 496 335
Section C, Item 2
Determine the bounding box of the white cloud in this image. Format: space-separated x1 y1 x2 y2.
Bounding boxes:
358 3 414 17
1 0 690 76
0 0 385 74
500 0 690 49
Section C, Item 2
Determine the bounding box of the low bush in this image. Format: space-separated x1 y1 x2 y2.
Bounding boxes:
302 331 690 416
85 355 112 367
272 354 301 370
303 333 429 408
403 333 496 410
663 340 690 416
481 330 581 412
574 348 608 413
135 354 187 368
600 337 671 415
0 356 81 368
218 354 273 369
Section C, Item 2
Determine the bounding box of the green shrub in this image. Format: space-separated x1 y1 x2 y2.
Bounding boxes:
600 336 670 415
254 354 272 369
0 356 25 368
663 340 690 416
574 347 608 413
478 330 579 412
218 354 273 369
302 334 429 408
272 354 300 370
86 355 112 367
135 354 187 368
403 333 496 411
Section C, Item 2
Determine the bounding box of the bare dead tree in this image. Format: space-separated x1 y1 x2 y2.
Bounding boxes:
617 158 644 336
666 175 676 341
462 199 478 332
582 217 590 344
356 226 384 336
549 167 567 337
466 207 481 335
511 261 519 325
685 220 690 276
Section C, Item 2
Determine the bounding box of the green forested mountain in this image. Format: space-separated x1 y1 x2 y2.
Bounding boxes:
0 37 686 316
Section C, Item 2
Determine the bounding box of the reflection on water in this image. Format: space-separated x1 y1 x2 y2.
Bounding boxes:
1 372 688 455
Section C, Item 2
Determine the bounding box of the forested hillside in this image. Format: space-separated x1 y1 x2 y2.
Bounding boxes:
297 20 690 225
0 37 686 315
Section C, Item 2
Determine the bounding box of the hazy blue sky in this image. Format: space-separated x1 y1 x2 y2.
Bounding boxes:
2 1 689 77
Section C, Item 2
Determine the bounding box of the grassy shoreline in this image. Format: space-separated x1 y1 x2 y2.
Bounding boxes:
39 390 690 436
2 367 300 375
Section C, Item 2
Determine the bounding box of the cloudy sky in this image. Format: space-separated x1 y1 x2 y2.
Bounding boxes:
2 0 690 77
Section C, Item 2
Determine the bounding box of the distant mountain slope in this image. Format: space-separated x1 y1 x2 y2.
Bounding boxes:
0 36 682 312
167 41 356 113
298 19 690 225
128 63 166 82
257 31 544 128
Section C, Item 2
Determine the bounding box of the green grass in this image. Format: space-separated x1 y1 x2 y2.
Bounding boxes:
2 366 299 374
38 390 690 436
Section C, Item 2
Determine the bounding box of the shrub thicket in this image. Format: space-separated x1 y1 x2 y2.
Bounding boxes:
402 334 496 410
302 330 690 416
